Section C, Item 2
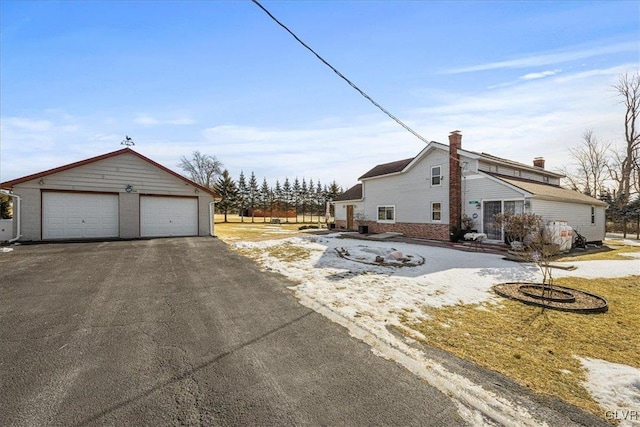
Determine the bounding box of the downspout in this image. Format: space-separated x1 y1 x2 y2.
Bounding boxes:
209 201 216 237
0 190 21 243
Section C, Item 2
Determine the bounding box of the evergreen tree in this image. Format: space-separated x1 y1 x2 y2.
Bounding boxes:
316 181 324 220
292 177 301 223
274 180 282 220
308 179 315 222
213 169 237 223
260 178 270 223
248 171 259 223
282 178 292 223
237 171 248 223
301 178 308 222
0 194 11 219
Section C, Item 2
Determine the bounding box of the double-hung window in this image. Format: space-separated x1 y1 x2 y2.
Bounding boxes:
431 202 442 221
431 165 442 187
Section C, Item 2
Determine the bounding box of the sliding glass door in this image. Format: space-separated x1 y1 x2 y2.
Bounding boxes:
483 200 525 241
483 201 502 240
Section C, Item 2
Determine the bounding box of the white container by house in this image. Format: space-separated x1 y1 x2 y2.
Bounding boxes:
546 220 573 252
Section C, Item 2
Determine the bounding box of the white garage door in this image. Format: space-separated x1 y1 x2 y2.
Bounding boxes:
140 196 198 237
43 192 119 239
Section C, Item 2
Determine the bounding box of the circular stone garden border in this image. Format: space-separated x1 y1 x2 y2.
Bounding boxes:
493 282 608 314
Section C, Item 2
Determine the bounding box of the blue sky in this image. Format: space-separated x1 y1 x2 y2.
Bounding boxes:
1 0 638 189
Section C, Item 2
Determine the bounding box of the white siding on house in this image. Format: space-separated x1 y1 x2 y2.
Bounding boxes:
530 199 605 243
363 149 450 224
334 201 364 221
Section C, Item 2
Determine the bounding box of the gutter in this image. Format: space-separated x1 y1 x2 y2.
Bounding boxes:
0 190 21 243
209 201 216 237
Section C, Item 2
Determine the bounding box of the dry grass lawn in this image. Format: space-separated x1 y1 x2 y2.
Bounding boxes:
214 214 327 242
404 274 640 419
221 225 639 420
556 244 640 261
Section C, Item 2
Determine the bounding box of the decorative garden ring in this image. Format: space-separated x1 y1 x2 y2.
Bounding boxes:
518 284 576 303
493 282 608 313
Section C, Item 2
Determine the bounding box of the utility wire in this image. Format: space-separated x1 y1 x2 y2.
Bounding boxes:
251 0 432 145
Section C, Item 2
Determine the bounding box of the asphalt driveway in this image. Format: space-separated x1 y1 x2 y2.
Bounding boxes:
0 238 466 426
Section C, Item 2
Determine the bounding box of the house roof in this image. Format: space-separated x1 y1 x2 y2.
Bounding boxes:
463 150 565 178
333 183 362 202
358 158 414 180
490 174 607 206
0 148 220 198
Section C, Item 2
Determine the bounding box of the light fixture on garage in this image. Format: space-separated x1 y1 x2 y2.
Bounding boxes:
194 189 199 194
38 178 45 185
125 184 133 193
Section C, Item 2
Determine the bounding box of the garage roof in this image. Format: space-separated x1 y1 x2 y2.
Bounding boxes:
0 148 219 198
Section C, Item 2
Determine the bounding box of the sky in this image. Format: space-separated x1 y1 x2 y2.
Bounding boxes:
1 0 639 190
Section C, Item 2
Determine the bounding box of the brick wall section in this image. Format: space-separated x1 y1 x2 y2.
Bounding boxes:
449 131 462 230
358 220 450 240
335 219 348 229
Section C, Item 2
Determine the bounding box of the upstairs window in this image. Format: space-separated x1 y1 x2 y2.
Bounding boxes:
431 165 442 186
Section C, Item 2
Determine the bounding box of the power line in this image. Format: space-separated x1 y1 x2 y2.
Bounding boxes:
251 0 432 145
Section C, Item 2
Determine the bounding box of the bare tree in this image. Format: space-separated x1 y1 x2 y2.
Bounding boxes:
178 151 223 189
560 130 611 197
610 72 640 203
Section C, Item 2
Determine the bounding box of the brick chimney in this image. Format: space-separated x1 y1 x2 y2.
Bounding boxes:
533 157 545 169
449 131 462 229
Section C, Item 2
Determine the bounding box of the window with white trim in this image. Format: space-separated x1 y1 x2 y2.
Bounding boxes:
377 206 395 223
431 165 442 186
431 202 442 221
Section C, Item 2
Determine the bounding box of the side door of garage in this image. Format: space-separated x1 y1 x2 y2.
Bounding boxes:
42 192 119 239
140 196 198 237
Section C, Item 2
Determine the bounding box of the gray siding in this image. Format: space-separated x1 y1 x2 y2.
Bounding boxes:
462 175 527 233
531 199 605 243
12 152 214 241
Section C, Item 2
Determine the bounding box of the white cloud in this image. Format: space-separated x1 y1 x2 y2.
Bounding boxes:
520 69 562 80
446 41 637 74
134 114 196 126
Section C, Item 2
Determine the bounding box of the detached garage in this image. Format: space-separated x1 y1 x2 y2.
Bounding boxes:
0 148 219 242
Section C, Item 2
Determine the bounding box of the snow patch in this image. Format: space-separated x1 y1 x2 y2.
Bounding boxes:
579 357 640 426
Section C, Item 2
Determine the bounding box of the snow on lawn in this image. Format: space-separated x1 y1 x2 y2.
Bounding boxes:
232 234 640 424
579 357 640 427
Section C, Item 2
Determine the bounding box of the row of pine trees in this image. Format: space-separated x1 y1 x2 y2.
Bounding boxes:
213 170 343 223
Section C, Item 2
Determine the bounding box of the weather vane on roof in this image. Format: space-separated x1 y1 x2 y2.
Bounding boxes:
121 135 135 146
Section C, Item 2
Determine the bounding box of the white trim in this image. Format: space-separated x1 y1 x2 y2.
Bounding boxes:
431 201 443 222
431 165 443 187
376 205 396 223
